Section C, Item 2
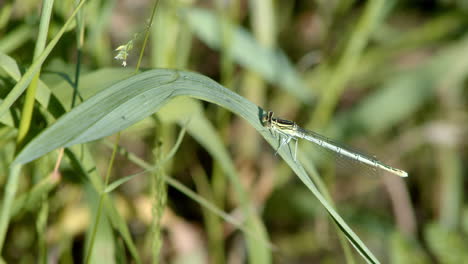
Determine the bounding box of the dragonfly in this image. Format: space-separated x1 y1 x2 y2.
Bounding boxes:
262 111 408 177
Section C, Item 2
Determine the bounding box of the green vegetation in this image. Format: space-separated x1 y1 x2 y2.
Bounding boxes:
0 0 467 263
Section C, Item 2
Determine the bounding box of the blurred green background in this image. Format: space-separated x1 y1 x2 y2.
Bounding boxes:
0 0 467 263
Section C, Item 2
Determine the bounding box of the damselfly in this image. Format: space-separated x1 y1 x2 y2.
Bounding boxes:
262 111 408 177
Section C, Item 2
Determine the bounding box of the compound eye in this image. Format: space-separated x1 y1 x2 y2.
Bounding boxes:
261 111 273 125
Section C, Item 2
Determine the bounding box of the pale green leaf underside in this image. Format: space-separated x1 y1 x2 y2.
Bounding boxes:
14 69 263 164
13 69 379 263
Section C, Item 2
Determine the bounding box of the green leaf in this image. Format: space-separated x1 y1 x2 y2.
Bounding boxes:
49 68 134 110
0 52 21 79
0 24 34 54
0 0 88 119
14 69 380 263
0 52 67 124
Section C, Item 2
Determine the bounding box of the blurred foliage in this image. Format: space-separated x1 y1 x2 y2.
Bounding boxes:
0 0 467 263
